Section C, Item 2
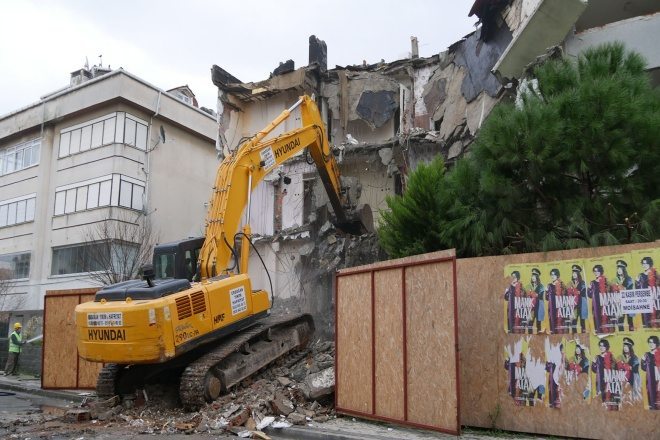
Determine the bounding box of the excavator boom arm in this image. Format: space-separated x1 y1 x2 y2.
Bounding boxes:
199 95 352 280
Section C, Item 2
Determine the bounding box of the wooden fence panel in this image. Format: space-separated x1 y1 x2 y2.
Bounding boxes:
335 250 459 435
43 295 78 388
43 289 101 389
336 273 373 414
406 262 457 429
374 269 404 419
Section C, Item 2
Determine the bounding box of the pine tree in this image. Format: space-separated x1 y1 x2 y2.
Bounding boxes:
377 156 448 258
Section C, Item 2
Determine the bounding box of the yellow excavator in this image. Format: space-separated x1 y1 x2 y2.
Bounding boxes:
75 95 368 409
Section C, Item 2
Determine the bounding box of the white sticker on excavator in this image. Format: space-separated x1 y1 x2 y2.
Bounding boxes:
87 312 123 327
230 286 248 315
260 147 276 171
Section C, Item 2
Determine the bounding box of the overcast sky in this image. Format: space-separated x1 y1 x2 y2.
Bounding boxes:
0 1 477 116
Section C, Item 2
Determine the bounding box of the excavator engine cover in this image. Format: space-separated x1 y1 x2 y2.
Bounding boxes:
94 278 191 302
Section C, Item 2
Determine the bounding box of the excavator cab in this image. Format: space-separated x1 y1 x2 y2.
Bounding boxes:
153 237 204 281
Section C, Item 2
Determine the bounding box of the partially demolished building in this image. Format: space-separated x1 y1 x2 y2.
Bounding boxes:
210 0 659 333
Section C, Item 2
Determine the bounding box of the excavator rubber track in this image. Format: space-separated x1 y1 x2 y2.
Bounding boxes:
96 363 122 400
179 313 314 410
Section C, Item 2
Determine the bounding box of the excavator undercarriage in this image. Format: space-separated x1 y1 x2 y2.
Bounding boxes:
97 314 314 410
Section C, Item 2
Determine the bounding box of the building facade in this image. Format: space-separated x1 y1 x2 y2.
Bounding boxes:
0 67 217 333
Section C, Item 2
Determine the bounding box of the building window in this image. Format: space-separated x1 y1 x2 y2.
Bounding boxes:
0 252 31 280
54 174 144 216
173 92 193 105
0 194 36 228
118 178 144 211
0 139 40 176
51 242 108 275
51 241 138 276
59 112 148 157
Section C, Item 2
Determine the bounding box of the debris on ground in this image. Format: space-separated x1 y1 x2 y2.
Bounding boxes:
65 339 337 437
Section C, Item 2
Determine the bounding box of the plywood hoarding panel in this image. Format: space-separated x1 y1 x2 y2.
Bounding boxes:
338 249 455 276
336 273 373 414
77 293 102 388
405 261 457 430
43 295 79 388
455 255 501 428
374 269 404 419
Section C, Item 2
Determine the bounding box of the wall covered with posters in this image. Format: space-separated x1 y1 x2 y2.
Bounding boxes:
456 241 660 440
502 249 659 412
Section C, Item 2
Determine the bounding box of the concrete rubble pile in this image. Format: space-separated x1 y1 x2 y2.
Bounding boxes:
78 340 337 437
295 226 386 338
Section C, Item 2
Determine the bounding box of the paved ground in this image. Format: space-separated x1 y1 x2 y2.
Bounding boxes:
0 373 546 439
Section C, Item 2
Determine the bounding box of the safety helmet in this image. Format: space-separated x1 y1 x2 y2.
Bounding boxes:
13 322 22 330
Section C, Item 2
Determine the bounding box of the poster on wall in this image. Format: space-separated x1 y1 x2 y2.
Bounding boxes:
588 332 660 410
565 261 590 334
545 336 592 409
545 260 586 335
504 262 591 335
504 336 593 409
503 265 536 334
640 333 660 410
501 247 660 411
504 250 660 334
544 338 565 408
503 337 546 406
585 255 627 334
630 249 660 329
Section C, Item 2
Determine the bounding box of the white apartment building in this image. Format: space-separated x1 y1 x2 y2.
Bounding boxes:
0 67 218 325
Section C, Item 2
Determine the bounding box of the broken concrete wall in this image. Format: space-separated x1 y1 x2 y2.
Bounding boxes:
280 160 311 231
321 70 400 144
212 64 318 156
413 63 442 130
213 28 520 321
248 236 309 301
337 148 395 222
247 176 275 236
502 0 544 37
230 91 305 150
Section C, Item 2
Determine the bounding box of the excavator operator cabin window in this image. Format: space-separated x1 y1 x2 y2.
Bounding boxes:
184 249 198 281
154 252 176 279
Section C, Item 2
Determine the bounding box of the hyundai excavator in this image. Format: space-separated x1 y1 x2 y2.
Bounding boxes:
75 95 368 409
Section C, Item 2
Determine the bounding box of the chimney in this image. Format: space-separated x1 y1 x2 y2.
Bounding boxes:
410 36 419 59
309 35 327 72
91 65 112 78
70 68 92 86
